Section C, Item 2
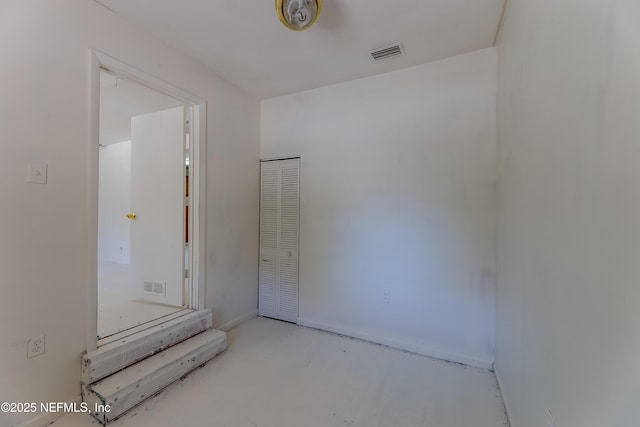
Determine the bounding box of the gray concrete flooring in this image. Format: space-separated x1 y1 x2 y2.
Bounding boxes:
55 316 509 427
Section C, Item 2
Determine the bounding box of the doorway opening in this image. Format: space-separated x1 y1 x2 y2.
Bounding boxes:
88 51 206 349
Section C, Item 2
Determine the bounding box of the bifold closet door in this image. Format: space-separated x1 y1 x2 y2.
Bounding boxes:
259 158 300 323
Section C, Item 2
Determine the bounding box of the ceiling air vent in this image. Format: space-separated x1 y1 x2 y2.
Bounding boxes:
369 43 405 62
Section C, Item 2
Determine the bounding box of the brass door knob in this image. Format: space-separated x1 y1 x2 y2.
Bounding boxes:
126 213 137 220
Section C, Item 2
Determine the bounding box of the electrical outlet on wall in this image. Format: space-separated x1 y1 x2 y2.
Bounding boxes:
383 289 391 304
27 335 45 359
546 408 556 427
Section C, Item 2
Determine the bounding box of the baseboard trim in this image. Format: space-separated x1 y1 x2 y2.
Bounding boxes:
217 310 258 332
494 364 514 426
297 317 494 370
16 395 81 427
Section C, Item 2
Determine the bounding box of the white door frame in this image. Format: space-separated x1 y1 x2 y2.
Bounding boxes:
86 49 206 352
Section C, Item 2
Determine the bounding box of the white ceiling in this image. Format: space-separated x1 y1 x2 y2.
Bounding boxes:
96 0 505 99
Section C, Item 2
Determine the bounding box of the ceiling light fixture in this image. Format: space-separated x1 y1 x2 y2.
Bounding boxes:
276 0 322 31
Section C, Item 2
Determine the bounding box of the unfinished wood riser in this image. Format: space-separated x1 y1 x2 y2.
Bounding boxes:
83 309 213 384
84 328 227 425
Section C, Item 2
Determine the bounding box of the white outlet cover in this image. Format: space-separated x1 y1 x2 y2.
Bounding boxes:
27 162 47 184
27 334 45 358
546 409 556 427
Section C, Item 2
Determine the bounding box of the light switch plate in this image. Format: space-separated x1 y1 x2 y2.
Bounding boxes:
27 162 47 184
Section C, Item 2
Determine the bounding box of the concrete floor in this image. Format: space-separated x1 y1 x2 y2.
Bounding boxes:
55 317 509 427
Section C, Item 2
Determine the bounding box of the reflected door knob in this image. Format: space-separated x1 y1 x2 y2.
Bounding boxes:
126 213 137 220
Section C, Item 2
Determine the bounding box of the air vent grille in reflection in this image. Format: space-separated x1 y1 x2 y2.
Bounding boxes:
144 281 166 296
370 43 404 62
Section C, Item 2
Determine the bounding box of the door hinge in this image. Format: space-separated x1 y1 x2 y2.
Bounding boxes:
184 269 189 279
185 119 191 134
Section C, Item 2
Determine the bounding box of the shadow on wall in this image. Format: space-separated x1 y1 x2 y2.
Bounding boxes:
301 180 496 357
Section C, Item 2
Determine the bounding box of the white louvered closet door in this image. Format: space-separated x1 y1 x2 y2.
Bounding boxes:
259 158 300 323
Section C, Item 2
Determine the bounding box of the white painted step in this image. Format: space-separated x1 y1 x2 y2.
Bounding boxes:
83 309 212 385
84 328 227 425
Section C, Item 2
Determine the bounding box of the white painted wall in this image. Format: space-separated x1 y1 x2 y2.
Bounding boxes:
495 0 640 426
0 1 259 425
99 70 184 146
98 140 131 264
261 48 497 368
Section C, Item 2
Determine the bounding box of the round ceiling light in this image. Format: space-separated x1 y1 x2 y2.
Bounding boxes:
276 0 323 31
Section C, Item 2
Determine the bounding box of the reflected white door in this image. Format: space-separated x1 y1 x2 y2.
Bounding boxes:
130 106 185 307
